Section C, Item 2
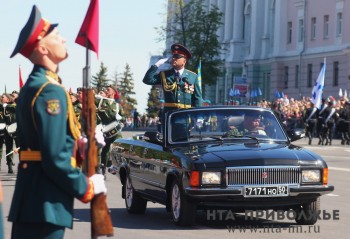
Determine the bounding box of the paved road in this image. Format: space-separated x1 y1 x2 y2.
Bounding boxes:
1 132 349 238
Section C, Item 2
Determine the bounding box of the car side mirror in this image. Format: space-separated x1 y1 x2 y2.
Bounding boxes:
287 128 305 142
144 131 162 145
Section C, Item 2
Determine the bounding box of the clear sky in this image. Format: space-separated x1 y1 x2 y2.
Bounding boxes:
0 0 167 114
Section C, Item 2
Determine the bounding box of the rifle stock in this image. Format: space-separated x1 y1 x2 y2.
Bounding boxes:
82 88 114 238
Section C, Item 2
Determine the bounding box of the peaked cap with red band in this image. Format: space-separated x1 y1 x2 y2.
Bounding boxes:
171 43 192 59
10 5 58 58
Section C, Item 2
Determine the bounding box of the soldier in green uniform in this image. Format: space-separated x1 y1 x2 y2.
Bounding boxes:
97 85 123 176
73 87 83 122
8 5 107 238
143 43 202 137
143 43 202 115
224 111 267 137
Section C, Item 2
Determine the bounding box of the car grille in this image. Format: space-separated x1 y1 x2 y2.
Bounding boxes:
226 166 301 186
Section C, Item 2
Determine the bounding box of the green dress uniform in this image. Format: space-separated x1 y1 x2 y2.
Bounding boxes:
8 65 94 236
143 65 202 115
72 100 82 122
143 65 202 137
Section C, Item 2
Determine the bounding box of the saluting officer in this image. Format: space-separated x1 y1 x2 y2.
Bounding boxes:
143 43 202 115
143 44 202 137
8 6 106 238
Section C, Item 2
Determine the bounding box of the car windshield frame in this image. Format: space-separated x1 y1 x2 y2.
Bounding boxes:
164 106 289 147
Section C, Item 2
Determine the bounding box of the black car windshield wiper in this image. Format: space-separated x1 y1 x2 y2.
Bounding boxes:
222 133 260 143
208 136 224 141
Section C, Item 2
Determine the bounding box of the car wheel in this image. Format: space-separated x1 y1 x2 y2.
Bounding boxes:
124 176 147 214
170 180 196 226
295 198 320 225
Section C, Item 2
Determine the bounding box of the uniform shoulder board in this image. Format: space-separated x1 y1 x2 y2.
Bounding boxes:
186 69 197 76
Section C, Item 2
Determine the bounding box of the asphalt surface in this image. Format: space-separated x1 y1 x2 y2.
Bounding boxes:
1 131 349 238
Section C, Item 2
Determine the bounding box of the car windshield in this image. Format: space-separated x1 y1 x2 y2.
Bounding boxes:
167 107 287 144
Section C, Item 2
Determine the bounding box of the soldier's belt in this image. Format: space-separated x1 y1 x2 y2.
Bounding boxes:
20 150 42 161
164 103 191 109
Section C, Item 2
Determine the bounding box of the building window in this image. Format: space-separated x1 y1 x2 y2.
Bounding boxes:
295 65 299 88
333 61 339 86
336 12 342 37
307 64 313 88
311 17 316 40
324 15 329 38
284 66 289 89
298 19 304 42
287 22 292 44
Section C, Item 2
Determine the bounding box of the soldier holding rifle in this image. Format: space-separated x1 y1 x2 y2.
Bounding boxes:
8 6 107 238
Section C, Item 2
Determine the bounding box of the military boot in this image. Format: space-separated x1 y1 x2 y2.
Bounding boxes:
8 162 14 174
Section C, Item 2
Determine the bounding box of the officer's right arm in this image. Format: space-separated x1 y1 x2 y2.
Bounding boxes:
143 65 161 85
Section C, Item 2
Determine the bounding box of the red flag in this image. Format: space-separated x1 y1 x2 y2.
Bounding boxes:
19 66 24 88
75 0 99 56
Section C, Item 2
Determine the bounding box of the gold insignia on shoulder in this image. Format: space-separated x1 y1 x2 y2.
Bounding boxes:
46 100 61 115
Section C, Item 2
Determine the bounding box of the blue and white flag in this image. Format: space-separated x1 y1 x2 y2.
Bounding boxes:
229 88 234 97
311 58 326 109
258 88 262 96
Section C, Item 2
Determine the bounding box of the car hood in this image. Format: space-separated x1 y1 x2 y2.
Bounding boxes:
184 142 322 168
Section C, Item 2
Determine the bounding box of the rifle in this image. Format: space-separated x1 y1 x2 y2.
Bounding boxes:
82 76 114 237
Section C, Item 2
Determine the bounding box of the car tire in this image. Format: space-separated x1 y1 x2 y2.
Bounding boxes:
125 176 147 214
295 197 320 225
170 180 196 226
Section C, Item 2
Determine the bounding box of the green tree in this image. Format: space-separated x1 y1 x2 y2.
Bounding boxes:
158 0 224 94
91 62 110 92
146 86 162 117
118 64 137 117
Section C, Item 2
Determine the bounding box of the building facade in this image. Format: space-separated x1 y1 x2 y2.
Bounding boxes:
165 0 350 104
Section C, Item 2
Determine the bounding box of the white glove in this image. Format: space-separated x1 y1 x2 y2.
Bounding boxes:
95 124 106 147
95 94 103 100
155 58 168 67
90 174 107 194
115 113 122 121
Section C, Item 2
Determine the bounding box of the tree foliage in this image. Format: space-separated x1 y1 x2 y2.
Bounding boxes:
146 86 162 117
91 62 110 92
160 0 224 89
118 63 137 117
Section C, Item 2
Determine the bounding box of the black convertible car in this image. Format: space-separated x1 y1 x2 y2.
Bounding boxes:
110 106 334 226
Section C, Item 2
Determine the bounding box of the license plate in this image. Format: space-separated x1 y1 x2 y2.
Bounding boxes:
244 185 288 197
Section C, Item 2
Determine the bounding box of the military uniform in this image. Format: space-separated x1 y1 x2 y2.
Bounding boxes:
322 101 338 146
8 6 96 238
303 106 317 145
8 65 95 232
316 102 328 145
143 44 202 121
72 99 82 122
97 97 123 170
0 106 6 169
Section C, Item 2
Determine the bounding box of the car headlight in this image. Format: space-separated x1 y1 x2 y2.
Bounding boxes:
202 172 221 184
302 170 321 183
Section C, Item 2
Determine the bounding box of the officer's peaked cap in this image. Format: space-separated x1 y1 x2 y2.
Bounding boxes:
171 43 192 59
10 5 58 58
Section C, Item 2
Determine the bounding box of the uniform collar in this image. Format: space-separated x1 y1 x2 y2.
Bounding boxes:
175 68 185 76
